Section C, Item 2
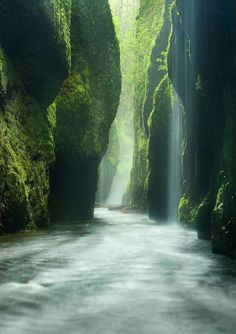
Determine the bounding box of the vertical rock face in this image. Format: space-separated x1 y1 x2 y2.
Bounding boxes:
130 0 166 210
0 0 71 107
176 0 236 257
49 0 121 221
0 0 71 233
133 0 236 257
0 0 121 232
145 0 173 220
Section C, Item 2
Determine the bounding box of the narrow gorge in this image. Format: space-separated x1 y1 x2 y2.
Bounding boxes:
0 1 236 333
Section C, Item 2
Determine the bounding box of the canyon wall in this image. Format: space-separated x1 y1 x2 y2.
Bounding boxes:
0 0 120 232
175 0 236 258
130 0 166 210
49 1 121 220
132 0 236 257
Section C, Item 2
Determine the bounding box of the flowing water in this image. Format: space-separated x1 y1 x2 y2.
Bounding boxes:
0 209 236 334
168 89 183 222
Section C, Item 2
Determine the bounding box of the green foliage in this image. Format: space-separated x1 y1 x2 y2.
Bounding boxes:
223 114 236 187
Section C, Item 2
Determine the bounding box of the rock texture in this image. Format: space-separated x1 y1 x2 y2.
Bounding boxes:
49 1 121 220
132 0 236 257
130 0 166 211
0 0 120 232
175 0 236 258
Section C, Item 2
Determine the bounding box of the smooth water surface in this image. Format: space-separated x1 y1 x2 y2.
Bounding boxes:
0 209 236 334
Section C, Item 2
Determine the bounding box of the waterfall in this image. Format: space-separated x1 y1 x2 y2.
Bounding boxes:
167 0 196 222
167 4 183 223
168 89 183 222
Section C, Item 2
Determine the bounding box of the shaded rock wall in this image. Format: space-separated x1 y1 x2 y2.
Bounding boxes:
175 0 236 258
49 0 121 220
0 0 70 232
133 0 236 257
0 0 120 232
145 0 173 220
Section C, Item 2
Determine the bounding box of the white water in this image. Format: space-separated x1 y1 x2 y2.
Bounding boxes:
167 1 196 222
168 90 183 222
0 209 236 334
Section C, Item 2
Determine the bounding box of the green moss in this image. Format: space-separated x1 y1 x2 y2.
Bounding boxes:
0 82 53 232
0 0 72 107
0 0 121 230
178 192 213 239
147 75 172 219
212 178 236 257
0 49 7 97
178 195 209 228
49 0 121 221
223 115 236 187
130 0 173 210
0 0 72 233
178 195 195 225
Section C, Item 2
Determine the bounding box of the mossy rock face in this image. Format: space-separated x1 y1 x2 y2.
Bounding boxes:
0 47 56 233
178 194 212 238
0 1 120 232
212 179 236 258
0 1 69 233
135 0 236 258
49 0 121 221
0 0 71 233
0 0 71 107
147 75 172 220
130 0 167 211
172 0 236 256
178 195 197 227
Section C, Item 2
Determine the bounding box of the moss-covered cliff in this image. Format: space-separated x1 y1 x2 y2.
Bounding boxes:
0 0 71 233
49 0 121 220
0 0 120 232
130 0 166 210
133 0 236 257
174 0 236 258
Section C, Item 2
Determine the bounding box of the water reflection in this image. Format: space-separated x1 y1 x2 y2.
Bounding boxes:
0 209 236 334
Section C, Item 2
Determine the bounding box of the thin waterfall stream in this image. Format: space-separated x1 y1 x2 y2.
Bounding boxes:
167 0 196 223
168 89 183 222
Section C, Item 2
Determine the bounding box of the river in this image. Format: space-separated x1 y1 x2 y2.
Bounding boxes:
0 209 236 334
